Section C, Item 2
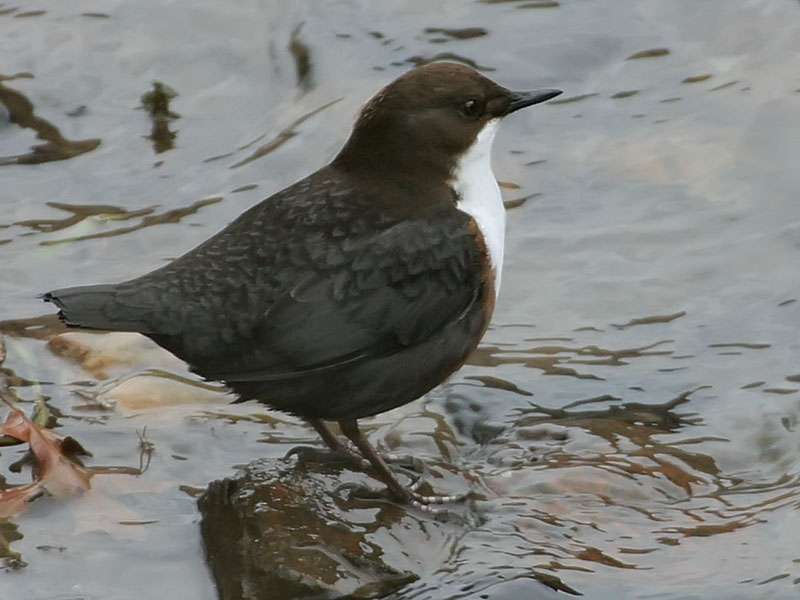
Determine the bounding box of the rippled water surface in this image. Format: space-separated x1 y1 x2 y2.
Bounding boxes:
2 1 799 598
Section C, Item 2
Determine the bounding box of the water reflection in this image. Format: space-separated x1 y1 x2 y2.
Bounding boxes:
289 24 313 93
33 197 222 246
0 78 101 165
140 81 180 154
548 93 597 105
403 52 495 72
14 202 156 235
423 27 488 42
207 98 341 168
468 339 673 379
611 311 686 329
0 315 66 341
626 48 670 60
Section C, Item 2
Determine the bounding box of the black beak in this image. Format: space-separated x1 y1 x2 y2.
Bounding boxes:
505 89 562 115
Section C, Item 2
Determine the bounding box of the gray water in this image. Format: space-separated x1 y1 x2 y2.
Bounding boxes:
1 1 799 598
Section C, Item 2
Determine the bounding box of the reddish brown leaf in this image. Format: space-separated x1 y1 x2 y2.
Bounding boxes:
0 483 43 519
0 403 92 516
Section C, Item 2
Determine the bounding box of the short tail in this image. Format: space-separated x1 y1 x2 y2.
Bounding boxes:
42 284 141 332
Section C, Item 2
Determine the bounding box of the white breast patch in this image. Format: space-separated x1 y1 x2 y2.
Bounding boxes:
450 119 505 297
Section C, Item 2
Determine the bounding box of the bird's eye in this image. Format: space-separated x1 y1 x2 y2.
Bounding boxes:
460 99 482 119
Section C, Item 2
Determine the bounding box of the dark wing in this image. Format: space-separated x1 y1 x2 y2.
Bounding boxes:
197 212 483 383
46 168 485 384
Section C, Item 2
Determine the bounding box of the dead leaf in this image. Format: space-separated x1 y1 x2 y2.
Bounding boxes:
0 484 43 519
0 400 92 516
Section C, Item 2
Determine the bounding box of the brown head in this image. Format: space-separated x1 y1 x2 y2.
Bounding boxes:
333 62 561 182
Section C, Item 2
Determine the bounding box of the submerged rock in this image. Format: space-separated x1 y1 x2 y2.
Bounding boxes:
198 454 567 600
199 456 428 599
47 331 185 379
98 372 231 413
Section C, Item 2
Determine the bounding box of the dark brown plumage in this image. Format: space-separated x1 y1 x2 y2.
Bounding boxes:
43 63 560 505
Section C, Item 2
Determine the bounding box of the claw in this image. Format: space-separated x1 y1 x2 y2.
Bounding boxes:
335 481 389 500
285 445 360 467
383 452 426 473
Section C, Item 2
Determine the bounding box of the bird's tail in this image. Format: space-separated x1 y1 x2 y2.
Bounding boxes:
42 284 142 332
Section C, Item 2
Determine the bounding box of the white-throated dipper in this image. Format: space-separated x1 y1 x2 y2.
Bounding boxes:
43 63 561 506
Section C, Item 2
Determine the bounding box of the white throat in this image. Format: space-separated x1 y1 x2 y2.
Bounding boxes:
451 119 505 297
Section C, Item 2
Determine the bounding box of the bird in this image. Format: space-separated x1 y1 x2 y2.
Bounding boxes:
43 62 561 506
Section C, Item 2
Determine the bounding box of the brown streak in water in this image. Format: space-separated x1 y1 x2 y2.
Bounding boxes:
497 180 520 190
197 411 289 427
14 10 46 18
0 72 33 82
0 80 101 165
741 381 765 389
467 340 673 381
612 311 686 329
626 48 670 60
709 80 739 92
204 133 267 163
404 53 495 72
531 572 581 596
617 547 658 555
561 394 621 410
231 184 258 193
468 344 603 380
516 1 560 7
517 387 707 448
14 202 156 234
708 342 770 349
0 314 66 340
40 197 223 246
575 547 638 569
289 23 313 92
230 98 342 169
423 27 488 40
463 375 533 397
662 520 756 539
140 81 180 154
503 192 541 210
548 93 598 106
682 74 713 84
480 0 558 5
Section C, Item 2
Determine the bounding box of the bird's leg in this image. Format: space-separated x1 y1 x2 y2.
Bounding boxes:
339 419 409 500
308 418 350 454
338 419 470 508
284 418 369 468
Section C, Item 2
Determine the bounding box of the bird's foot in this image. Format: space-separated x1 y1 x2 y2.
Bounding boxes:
284 445 368 469
383 452 472 506
336 466 472 514
406 476 472 505
382 452 426 472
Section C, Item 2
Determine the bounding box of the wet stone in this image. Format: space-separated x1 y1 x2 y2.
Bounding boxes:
199 457 427 599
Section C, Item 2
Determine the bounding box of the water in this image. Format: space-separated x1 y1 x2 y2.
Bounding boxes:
1 0 799 598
